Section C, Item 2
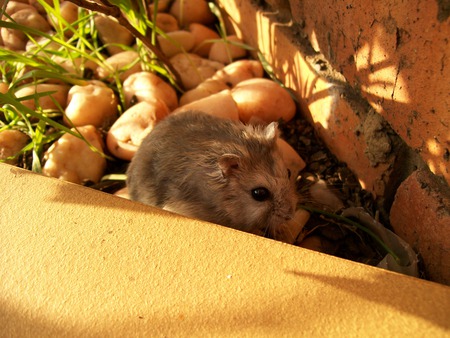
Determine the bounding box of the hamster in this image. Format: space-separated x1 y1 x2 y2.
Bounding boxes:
126 110 298 238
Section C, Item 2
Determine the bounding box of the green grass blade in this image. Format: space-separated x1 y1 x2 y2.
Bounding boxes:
0 91 77 137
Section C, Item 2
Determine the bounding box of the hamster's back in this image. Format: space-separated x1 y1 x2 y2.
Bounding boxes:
127 111 244 205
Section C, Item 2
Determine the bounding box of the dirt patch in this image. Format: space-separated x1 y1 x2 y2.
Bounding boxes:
279 114 392 266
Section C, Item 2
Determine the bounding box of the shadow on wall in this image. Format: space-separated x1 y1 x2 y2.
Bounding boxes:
289 0 449 185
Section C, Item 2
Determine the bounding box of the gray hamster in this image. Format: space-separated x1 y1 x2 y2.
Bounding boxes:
126 110 298 237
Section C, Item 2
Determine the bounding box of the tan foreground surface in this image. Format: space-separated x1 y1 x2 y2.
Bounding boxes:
1 163 449 337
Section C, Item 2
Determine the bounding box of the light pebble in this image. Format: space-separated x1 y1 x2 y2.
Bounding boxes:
173 89 239 121
5 1 37 16
0 130 29 165
169 0 215 27
208 35 247 64
179 79 229 106
1 8 51 50
28 0 52 14
26 35 61 56
189 23 220 58
154 13 179 32
64 82 118 128
157 30 195 58
148 0 172 14
94 14 134 55
96 50 141 82
52 55 98 78
47 1 79 38
170 53 224 90
122 71 178 111
179 60 264 105
15 83 69 111
276 138 306 183
42 125 106 184
107 100 170 161
212 60 264 87
231 78 296 123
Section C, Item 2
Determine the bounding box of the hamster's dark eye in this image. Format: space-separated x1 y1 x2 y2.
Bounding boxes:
287 169 291 179
251 187 271 202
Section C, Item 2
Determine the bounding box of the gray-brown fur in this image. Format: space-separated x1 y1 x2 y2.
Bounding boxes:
127 110 298 236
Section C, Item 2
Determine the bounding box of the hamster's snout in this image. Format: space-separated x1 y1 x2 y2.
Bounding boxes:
275 202 296 222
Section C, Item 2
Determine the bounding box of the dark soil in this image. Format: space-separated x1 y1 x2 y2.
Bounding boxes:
279 114 387 266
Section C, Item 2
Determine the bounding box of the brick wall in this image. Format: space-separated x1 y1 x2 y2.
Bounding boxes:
217 0 450 285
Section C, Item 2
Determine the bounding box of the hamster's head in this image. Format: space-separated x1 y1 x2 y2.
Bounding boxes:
212 122 298 237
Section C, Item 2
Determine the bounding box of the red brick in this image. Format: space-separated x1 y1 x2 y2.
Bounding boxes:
299 81 392 195
390 170 450 285
289 0 450 184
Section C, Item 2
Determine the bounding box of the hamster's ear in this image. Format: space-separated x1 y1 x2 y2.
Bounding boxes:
218 154 241 177
264 122 279 142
